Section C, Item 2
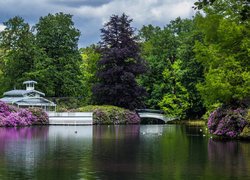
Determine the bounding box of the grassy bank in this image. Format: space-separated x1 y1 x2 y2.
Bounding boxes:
167 119 206 126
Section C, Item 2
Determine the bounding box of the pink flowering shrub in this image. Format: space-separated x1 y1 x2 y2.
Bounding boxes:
0 101 49 127
79 105 140 125
208 105 247 138
0 101 16 117
1 110 33 127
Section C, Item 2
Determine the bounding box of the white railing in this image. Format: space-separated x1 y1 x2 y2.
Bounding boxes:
48 112 93 125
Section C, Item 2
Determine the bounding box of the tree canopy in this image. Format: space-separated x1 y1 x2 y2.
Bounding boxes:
32 12 83 97
93 14 147 110
0 16 40 92
0 4 248 117
194 0 250 109
139 17 205 118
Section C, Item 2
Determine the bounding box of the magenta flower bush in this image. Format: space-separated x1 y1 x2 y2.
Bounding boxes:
78 105 140 125
208 106 247 138
0 101 49 127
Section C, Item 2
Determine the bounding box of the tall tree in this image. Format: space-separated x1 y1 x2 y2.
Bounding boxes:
34 12 82 97
194 0 249 21
139 18 205 118
138 25 172 109
79 45 100 105
93 14 147 110
194 0 250 109
0 16 39 92
169 18 205 118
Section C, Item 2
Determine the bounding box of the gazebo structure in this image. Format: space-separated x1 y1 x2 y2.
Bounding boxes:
0 80 56 111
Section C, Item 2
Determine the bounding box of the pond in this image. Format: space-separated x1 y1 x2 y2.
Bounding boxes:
0 125 249 179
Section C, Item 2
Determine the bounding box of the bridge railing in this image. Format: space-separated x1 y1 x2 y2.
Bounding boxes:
135 109 164 114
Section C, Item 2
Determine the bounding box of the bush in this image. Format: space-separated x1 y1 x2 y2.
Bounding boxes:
208 105 247 138
0 101 49 127
28 107 49 125
239 109 250 138
1 109 33 127
78 105 140 125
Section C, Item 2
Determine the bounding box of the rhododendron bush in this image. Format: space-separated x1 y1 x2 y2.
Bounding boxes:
78 105 140 125
0 101 49 127
208 105 247 138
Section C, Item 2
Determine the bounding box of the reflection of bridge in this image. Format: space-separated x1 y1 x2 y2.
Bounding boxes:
136 109 176 123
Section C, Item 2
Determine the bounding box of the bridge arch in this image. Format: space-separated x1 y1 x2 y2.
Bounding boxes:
136 109 175 124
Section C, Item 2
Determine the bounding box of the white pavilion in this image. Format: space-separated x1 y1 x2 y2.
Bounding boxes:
0 80 56 111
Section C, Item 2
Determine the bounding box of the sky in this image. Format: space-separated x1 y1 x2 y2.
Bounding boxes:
0 0 197 48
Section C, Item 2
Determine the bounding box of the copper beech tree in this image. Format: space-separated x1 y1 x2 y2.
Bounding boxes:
93 14 147 110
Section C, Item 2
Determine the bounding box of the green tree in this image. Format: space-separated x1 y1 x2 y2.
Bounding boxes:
172 17 205 118
79 45 100 105
138 25 169 109
33 12 83 97
194 1 250 108
139 18 205 118
0 16 39 92
159 60 190 118
194 0 249 21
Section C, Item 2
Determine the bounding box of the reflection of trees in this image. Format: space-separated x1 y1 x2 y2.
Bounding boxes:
207 139 249 178
136 125 209 179
35 126 93 180
0 125 249 179
137 125 190 179
92 125 140 179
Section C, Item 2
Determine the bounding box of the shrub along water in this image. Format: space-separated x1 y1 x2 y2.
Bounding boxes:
77 105 140 125
0 101 49 127
207 104 248 138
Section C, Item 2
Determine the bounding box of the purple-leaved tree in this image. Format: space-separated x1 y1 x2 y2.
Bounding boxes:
93 14 147 110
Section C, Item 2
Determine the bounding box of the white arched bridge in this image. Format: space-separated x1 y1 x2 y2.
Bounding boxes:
136 109 177 123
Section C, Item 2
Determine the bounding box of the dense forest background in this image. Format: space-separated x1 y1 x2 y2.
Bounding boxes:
0 0 249 119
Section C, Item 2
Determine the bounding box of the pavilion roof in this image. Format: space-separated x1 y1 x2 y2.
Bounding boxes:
0 97 56 107
3 90 45 97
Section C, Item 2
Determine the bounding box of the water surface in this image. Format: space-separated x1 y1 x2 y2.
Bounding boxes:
0 125 249 179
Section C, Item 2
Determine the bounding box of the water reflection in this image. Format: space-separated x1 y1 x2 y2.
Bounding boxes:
208 139 250 178
0 126 48 141
92 125 140 179
0 125 249 179
0 127 49 179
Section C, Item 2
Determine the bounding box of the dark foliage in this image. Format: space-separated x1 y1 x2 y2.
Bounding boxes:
93 14 147 110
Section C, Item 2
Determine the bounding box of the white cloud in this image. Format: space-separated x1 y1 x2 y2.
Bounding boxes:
0 0 197 47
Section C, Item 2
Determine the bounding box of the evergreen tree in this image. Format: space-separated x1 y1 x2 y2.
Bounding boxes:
93 14 147 110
